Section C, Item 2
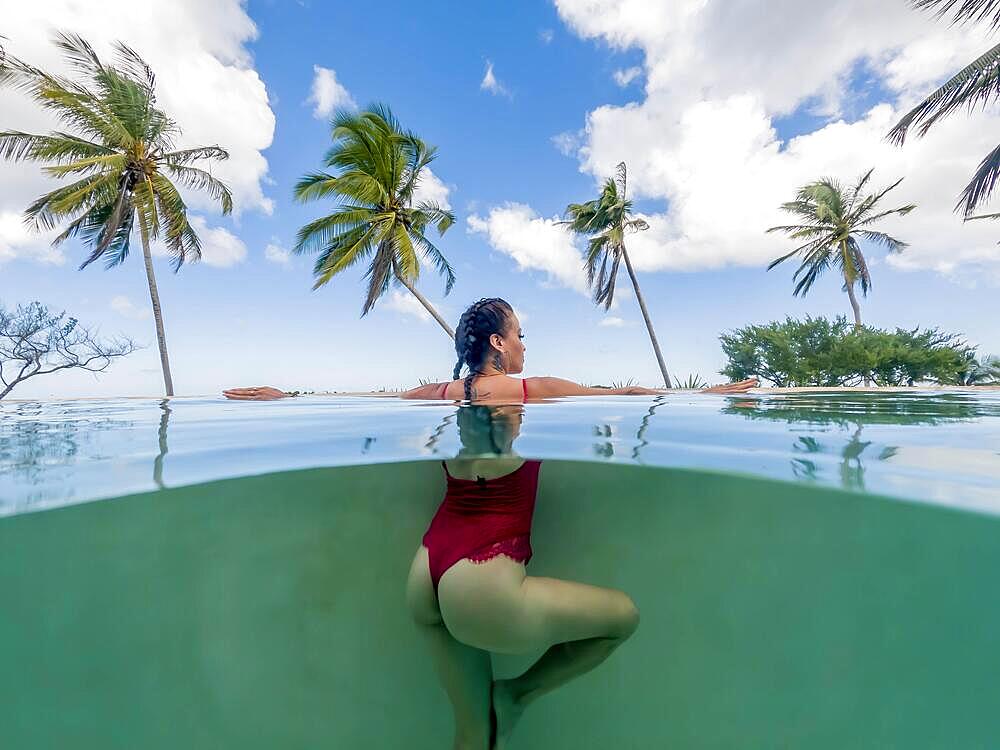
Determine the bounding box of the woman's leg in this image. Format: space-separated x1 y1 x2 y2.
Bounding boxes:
438 560 640 747
407 547 495 750
416 621 495 750
497 573 639 705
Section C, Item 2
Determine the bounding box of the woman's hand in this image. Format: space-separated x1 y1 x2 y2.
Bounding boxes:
624 378 759 395
702 378 759 394
222 386 290 400
621 385 664 395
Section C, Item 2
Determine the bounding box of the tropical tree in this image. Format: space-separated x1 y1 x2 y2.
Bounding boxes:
766 169 916 328
293 104 457 337
0 33 233 396
563 162 673 388
889 0 1000 218
956 352 1000 385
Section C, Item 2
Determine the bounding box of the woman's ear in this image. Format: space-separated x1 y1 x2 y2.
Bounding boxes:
490 332 504 351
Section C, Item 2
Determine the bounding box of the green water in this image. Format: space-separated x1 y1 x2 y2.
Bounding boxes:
2 459 998 748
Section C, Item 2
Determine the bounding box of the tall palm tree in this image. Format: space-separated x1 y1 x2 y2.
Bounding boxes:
293 104 457 337
766 169 916 328
889 0 1000 217
563 162 673 388
0 33 233 397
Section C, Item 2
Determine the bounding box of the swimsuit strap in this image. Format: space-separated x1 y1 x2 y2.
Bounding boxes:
522 378 528 402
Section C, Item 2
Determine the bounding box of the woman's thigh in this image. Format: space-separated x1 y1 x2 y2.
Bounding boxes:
405 546 442 626
438 557 639 655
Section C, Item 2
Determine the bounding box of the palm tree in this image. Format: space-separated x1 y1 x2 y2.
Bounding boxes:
293 104 457 337
889 0 1000 217
563 162 673 388
766 169 916 328
0 33 233 397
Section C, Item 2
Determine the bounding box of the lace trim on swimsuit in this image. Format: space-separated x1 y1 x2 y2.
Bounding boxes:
465 535 531 565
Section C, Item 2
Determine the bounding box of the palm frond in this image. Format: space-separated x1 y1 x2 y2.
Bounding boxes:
151 173 201 270
858 230 908 253
162 163 233 214
311 222 385 288
912 0 1000 28
161 145 229 165
409 230 456 294
888 41 1000 144
957 141 1000 215
411 201 455 235
294 208 381 254
0 130 112 162
361 241 396 315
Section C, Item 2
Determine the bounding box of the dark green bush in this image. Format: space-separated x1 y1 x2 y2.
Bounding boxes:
720 316 973 387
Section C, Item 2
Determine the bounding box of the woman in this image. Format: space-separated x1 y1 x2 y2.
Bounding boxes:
224 297 756 749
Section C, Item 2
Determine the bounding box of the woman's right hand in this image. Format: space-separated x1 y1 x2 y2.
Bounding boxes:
622 385 663 395
223 386 290 400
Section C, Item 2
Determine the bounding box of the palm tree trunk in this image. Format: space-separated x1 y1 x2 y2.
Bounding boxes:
846 279 863 329
621 244 672 388
398 276 454 339
139 222 175 397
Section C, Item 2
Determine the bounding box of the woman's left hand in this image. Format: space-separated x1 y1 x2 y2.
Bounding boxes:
702 378 759 394
223 386 290 400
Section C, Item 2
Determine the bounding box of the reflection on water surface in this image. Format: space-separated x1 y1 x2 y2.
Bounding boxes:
1 391 998 516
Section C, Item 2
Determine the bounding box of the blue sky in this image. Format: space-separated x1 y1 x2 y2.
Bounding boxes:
1 0 998 398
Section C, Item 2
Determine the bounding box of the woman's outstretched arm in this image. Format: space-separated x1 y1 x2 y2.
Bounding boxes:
223 386 291 400
525 377 758 398
223 378 758 401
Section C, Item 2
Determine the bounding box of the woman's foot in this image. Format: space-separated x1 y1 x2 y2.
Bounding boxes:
490 679 525 749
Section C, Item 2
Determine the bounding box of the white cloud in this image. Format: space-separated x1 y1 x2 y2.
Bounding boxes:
384 290 432 323
612 66 642 87
549 0 1000 280
0 0 275 266
467 203 587 293
264 240 291 265
539 29 555 44
599 316 627 327
0 211 64 266
551 130 583 156
480 60 511 98
153 215 246 268
412 167 452 210
308 65 356 119
110 295 150 320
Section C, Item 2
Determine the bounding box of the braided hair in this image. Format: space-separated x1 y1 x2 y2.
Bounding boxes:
453 297 515 402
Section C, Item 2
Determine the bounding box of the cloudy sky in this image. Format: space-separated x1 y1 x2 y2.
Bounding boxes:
1 0 998 398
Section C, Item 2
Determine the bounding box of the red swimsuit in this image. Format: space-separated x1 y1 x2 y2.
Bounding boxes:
422 378 541 595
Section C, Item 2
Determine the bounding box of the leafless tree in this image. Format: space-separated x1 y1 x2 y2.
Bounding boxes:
0 301 136 399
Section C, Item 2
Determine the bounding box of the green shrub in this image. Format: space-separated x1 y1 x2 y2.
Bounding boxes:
720 316 973 387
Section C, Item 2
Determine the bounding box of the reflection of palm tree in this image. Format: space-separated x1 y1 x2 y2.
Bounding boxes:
593 423 614 459
153 398 170 489
631 395 668 461
838 424 873 491
720 394 994 492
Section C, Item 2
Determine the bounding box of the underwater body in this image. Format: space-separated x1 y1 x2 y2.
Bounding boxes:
2 391 999 748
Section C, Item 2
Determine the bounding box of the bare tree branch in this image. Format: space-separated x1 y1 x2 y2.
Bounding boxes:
0 300 137 399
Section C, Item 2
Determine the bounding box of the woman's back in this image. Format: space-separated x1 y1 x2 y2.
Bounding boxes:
440 375 529 403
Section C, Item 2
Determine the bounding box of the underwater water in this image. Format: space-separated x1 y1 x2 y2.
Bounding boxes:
1 391 999 748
